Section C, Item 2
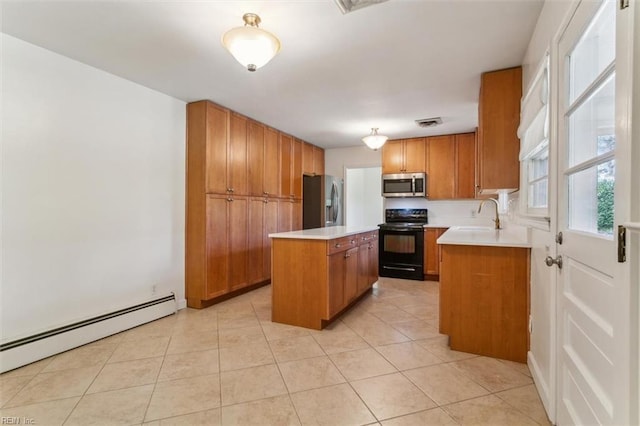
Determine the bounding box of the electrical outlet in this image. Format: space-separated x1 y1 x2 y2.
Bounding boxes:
470 209 476 218
152 285 157 295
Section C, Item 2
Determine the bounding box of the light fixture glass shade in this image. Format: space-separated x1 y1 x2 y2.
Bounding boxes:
222 13 281 72
362 128 388 150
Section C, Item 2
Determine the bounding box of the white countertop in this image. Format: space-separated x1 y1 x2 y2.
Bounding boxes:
269 225 379 240
437 225 531 248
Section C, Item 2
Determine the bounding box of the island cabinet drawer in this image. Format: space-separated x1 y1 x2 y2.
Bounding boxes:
357 231 378 245
327 235 359 255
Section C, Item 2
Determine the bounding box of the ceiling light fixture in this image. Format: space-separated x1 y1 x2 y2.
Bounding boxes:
222 13 281 72
362 128 388 150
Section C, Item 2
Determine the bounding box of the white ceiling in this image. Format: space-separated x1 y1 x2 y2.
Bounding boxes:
1 0 544 149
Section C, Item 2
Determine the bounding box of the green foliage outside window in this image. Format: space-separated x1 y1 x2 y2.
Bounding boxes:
597 179 614 234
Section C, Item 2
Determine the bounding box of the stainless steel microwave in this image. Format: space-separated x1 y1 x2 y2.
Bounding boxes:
381 173 427 198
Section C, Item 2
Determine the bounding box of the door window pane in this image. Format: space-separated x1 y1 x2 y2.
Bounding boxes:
568 160 615 236
569 0 616 103
568 74 615 168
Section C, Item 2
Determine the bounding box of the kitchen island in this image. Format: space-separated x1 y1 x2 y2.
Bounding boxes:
269 226 379 330
437 226 531 362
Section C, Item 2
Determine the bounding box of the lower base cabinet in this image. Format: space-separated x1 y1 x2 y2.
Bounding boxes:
272 230 379 329
424 228 448 278
439 244 530 362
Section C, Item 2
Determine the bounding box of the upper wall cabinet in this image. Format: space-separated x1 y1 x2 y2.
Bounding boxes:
426 132 476 200
303 142 325 176
477 67 522 194
279 135 303 199
248 121 280 197
381 138 426 174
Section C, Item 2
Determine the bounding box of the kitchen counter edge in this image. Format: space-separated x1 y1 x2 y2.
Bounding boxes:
437 226 532 248
269 226 379 240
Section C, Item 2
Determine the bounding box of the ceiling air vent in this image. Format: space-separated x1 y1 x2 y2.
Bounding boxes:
415 117 443 128
334 0 389 14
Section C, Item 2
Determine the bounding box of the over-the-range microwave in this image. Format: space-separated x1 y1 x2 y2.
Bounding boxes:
381 172 427 198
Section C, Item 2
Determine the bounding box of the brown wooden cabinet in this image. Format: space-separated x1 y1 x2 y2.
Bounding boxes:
303 142 325 176
426 136 455 199
381 138 426 174
248 197 279 285
272 230 378 329
279 135 303 199
187 100 325 308
477 67 522 195
439 244 530 362
426 133 476 200
357 232 379 293
248 121 280 198
202 194 249 300
313 146 325 175
424 228 447 277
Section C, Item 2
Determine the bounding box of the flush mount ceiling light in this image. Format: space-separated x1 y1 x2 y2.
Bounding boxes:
362 128 388 150
222 13 281 72
334 0 389 14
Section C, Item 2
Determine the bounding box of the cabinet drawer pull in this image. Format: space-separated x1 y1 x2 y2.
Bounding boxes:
350 240 355 244
335 243 342 248
227 187 232 193
263 199 268 203
227 197 233 202
344 253 350 258
263 191 269 196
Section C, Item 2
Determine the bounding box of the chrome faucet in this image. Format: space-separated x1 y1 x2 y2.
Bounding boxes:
478 198 501 230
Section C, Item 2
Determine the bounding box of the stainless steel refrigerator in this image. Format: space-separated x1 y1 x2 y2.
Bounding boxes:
303 175 343 229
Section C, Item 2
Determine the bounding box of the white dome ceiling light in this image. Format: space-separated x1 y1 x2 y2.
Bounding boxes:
362 128 388 150
222 13 281 72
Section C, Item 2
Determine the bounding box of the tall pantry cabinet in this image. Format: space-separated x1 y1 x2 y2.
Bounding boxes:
186 100 322 308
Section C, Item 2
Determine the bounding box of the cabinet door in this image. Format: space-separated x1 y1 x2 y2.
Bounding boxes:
381 140 404 174
357 243 369 294
205 195 229 299
424 229 439 275
228 196 249 291
292 138 303 198
302 142 314 175
248 198 265 284
229 114 248 195
203 103 229 194
278 199 292 232
403 138 426 173
264 127 279 197
248 121 265 197
313 146 324 175
477 67 521 192
279 134 293 197
368 240 378 286
263 199 279 279
291 199 302 231
427 135 455 199
455 133 477 199
328 252 345 316
344 247 359 303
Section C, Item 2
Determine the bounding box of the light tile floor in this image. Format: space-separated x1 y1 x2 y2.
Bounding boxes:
0 278 551 425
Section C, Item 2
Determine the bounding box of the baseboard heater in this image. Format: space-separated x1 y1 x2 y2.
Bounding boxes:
0 294 177 373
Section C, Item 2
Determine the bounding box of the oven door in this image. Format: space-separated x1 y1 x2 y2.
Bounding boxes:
378 227 424 280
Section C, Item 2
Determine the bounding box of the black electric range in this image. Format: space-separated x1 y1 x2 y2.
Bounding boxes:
378 209 428 281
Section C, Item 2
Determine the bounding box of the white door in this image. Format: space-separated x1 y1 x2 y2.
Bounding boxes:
555 0 635 424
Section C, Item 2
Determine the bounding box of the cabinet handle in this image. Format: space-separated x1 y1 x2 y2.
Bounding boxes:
344 253 351 258
227 188 232 193
263 191 269 196
335 243 342 248
350 240 355 244
230 188 234 193
227 197 233 202
263 199 268 203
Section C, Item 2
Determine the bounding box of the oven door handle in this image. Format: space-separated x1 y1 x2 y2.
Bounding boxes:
382 266 417 272
380 228 423 233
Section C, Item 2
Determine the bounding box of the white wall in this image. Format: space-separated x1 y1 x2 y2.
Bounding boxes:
324 146 382 179
1 35 186 341
345 167 383 227
519 0 575 421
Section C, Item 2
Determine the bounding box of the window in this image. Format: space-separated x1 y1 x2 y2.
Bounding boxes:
519 55 550 218
565 0 616 237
